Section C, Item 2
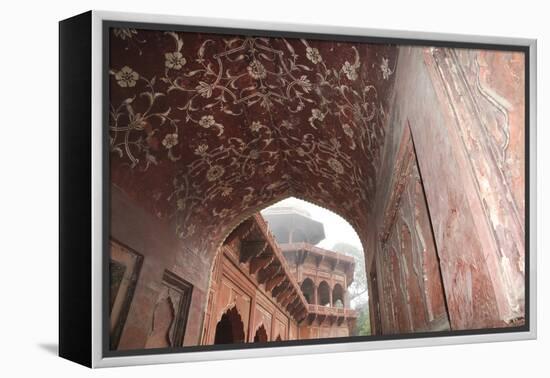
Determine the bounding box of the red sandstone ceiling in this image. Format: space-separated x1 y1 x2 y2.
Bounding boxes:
109 27 398 256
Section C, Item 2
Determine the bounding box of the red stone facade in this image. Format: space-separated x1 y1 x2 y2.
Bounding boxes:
107 26 526 351
201 214 356 344
365 47 526 333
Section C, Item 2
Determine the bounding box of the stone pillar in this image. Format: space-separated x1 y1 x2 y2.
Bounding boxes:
313 284 318 305
248 294 257 342
344 290 349 308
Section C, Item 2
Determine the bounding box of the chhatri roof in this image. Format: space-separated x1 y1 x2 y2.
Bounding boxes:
262 206 326 245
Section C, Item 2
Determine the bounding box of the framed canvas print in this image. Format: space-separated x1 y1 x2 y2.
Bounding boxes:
59 10 537 368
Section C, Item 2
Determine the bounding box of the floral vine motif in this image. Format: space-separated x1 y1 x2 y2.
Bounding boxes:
198 115 224 136
341 47 361 81
109 68 180 169
109 28 397 251
110 30 393 172
115 66 139 88
113 28 138 40
168 125 286 241
162 34 317 120
112 28 146 55
380 57 394 80
165 52 186 70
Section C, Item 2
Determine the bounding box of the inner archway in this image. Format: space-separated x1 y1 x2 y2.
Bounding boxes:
214 306 245 345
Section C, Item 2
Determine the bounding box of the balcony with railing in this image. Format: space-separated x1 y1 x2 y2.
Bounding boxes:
307 304 357 318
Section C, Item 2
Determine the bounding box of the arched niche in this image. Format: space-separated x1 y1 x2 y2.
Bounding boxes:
318 281 331 306
253 324 268 343
214 306 245 345
332 283 345 308
300 278 315 304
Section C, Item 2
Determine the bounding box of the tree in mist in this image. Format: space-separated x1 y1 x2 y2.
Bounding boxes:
332 242 371 335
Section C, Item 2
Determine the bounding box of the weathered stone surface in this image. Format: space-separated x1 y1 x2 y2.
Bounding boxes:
366 46 526 333
108 35 525 348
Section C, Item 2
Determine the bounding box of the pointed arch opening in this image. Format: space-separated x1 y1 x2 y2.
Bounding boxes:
333 283 345 308
318 281 331 307
300 278 315 304
253 324 268 343
214 306 245 345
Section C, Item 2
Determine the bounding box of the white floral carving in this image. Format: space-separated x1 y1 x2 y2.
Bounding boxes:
165 52 186 70
196 81 213 98
306 47 322 64
109 30 397 251
342 123 354 138
206 165 225 182
308 108 325 128
342 61 358 81
221 187 233 197
381 57 393 80
198 115 224 136
247 60 267 79
162 133 178 149
115 66 139 87
194 144 209 155
296 75 312 93
113 28 138 40
328 158 344 174
250 121 264 132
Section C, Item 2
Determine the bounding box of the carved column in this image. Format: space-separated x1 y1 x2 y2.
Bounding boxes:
248 294 257 343
313 284 318 305
344 290 349 308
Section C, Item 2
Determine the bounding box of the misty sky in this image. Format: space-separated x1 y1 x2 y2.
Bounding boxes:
262 197 369 308
262 197 363 252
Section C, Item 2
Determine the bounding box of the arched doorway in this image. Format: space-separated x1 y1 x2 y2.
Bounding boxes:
333 283 344 308
318 281 331 306
214 306 245 345
253 324 268 343
300 278 315 304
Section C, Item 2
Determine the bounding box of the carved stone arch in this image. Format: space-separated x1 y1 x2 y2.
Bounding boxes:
214 305 245 345
144 288 176 349
206 191 369 272
253 323 269 343
318 280 331 306
300 277 315 304
204 192 369 310
332 283 345 307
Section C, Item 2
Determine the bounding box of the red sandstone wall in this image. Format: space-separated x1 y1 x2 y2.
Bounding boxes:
203 244 352 344
201 243 299 344
367 46 525 333
110 185 209 349
370 126 449 334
